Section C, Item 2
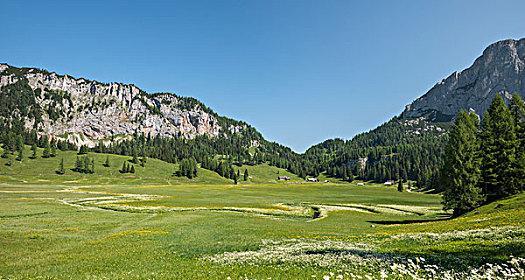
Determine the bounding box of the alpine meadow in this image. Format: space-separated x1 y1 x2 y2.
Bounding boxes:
1 2 525 280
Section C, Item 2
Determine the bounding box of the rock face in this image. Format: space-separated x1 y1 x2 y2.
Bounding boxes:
402 38 525 121
0 64 246 147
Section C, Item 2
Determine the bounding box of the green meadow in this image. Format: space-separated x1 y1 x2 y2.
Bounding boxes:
1 147 524 279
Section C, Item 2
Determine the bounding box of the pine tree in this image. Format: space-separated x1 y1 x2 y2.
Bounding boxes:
1 145 9 159
16 145 23 161
83 156 90 174
132 146 139 164
31 143 37 159
243 169 249 181
78 145 88 155
50 142 57 157
90 158 95 174
104 156 110 167
480 94 520 200
509 94 525 191
442 110 483 216
42 141 51 158
73 156 80 172
121 161 127 173
15 135 23 155
56 158 65 175
130 165 135 174
6 153 13 166
397 180 403 192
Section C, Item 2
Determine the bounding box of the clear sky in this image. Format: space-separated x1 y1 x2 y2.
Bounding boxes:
1 1 525 152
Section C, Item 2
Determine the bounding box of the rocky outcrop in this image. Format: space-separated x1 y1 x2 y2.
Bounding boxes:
402 38 525 121
0 64 241 147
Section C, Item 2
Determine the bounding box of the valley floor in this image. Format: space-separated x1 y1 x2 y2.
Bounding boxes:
0 151 524 279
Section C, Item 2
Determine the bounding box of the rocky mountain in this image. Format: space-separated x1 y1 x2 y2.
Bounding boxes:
402 38 525 121
0 64 250 147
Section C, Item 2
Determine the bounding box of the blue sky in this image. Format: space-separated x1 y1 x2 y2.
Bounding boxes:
1 1 525 152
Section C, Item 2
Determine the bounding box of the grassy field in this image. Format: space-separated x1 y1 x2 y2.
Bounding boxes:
0 148 524 279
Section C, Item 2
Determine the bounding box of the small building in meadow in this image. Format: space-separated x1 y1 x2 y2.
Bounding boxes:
277 176 290 181
306 177 319 182
384 181 394 186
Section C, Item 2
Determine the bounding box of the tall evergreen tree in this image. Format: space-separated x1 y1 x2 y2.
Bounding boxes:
397 180 403 192
50 141 57 157
104 156 110 167
132 146 139 164
75 156 82 172
243 169 249 181
121 161 128 173
31 143 37 159
83 156 90 174
442 111 483 216
509 94 525 191
78 145 88 155
42 141 51 158
16 144 23 161
90 158 95 174
480 95 520 200
6 153 13 166
1 145 9 159
56 158 65 175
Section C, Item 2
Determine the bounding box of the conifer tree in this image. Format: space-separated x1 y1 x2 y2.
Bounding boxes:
509 94 525 191
6 153 13 166
15 135 23 154
1 145 9 159
90 158 95 174
442 110 483 216
42 141 51 158
78 145 88 155
243 169 249 181
121 161 127 173
480 95 520 199
56 158 65 175
132 146 139 164
75 156 82 172
50 142 57 157
104 156 110 167
83 156 90 174
130 165 135 174
16 145 23 161
397 180 403 192
31 143 37 159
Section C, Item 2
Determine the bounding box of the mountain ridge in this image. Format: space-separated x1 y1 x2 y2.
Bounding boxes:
401 38 525 121
0 63 259 148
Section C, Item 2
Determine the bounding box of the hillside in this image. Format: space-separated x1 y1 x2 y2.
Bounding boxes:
0 146 304 186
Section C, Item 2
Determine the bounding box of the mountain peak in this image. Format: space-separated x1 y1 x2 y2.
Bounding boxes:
402 38 525 122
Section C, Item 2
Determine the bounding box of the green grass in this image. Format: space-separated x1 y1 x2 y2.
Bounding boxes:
0 148 524 279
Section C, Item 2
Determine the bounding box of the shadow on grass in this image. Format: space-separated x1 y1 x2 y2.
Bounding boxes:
368 214 452 225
